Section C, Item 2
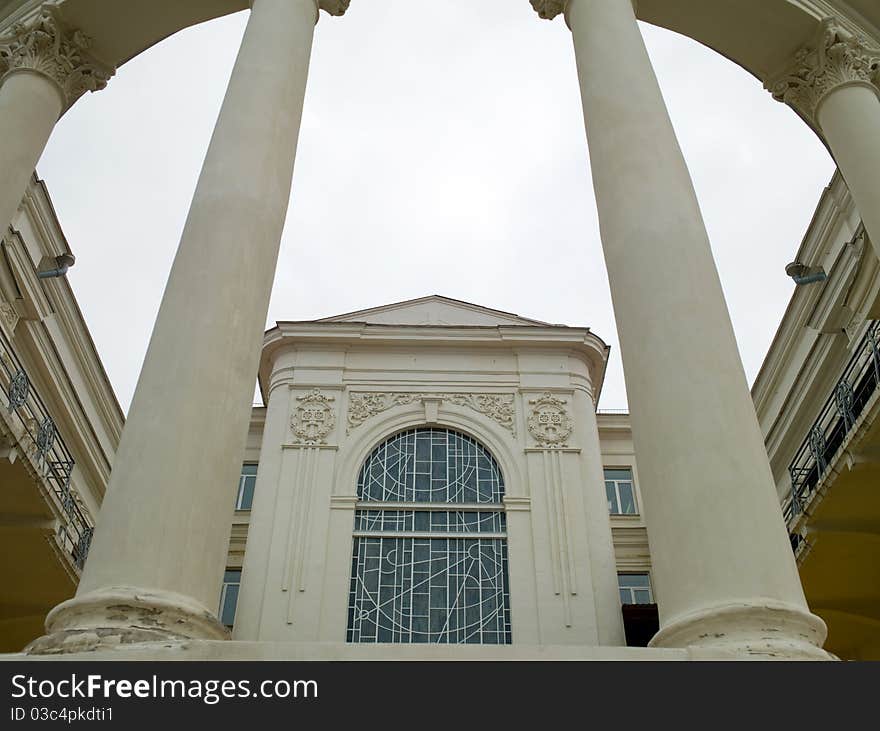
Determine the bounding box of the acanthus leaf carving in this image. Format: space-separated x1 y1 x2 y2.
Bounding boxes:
319 1 351 17
527 392 573 448
347 392 516 435
529 1 566 21
0 6 114 110
291 389 336 445
769 18 880 124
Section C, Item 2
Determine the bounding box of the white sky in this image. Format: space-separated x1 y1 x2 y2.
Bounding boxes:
36 1 835 413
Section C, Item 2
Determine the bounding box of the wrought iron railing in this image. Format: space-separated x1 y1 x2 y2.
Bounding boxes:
785 320 880 541
0 328 93 569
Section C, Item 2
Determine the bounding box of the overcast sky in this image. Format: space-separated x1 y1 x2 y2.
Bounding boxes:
36 1 835 413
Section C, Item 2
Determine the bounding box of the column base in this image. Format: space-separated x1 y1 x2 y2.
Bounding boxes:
648 599 834 660
25 586 230 655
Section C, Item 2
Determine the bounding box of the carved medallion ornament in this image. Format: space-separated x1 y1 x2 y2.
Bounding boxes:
527 393 573 448
291 389 336 445
347 392 516 435
769 18 880 124
0 7 113 110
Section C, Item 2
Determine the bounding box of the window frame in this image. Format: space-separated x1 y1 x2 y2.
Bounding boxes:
219 569 242 628
604 466 639 516
617 572 654 606
347 427 512 645
235 463 258 511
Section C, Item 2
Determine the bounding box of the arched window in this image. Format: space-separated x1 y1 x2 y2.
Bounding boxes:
346 428 512 644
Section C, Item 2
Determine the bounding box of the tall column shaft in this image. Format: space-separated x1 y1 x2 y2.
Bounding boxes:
817 86 880 251
533 0 828 657
0 6 111 233
0 71 62 232
770 19 880 257
30 0 342 654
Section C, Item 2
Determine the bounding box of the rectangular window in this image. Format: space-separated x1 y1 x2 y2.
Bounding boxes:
219 569 241 628
604 467 637 515
618 573 653 605
236 463 258 510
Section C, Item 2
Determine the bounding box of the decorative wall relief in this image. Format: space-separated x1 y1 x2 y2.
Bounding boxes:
0 297 18 332
527 392 573 448
347 392 516 435
291 389 336 445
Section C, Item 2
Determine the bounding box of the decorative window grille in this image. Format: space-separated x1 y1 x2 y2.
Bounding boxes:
347 428 511 644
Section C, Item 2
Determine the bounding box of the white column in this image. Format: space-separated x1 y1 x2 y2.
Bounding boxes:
0 7 112 233
531 0 830 658
28 0 349 654
770 19 880 255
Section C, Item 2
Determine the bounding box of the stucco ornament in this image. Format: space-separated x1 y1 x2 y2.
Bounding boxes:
528 392 573 448
770 18 880 124
319 0 351 17
0 6 113 110
347 392 516 435
291 389 336 445
0 297 19 331
530 0 566 21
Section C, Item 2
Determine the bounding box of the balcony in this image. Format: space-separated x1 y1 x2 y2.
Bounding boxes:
783 320 880 659
785 321 880 542
0 328 94 650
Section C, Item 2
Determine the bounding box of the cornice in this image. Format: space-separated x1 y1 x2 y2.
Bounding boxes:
18 176 123 439
266 321 608 350
752 171 851 414
259 320 611 410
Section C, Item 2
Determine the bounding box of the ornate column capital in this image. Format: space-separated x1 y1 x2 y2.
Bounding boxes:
768 18 880 125
318 0 351 17
0 6 113 111
530 0 567 20
529 0 639 22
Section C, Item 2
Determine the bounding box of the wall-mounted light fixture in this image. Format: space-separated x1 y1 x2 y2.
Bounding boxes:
785 261 827 286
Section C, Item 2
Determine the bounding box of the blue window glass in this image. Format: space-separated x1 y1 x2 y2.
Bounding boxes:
236 463 257 510
219 569 241 627
604 467 638 515
618 573 653 605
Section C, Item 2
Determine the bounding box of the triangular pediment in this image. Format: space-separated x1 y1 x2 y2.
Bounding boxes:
317 295 552 327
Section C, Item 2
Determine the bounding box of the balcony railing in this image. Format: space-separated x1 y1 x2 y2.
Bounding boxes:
0 328 93 569
785 320 880 543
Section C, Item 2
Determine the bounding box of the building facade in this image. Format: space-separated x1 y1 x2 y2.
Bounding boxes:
753 172 880 660
0 175 122 653
221 296 647 650
1 178 874 659
5 0 880 661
